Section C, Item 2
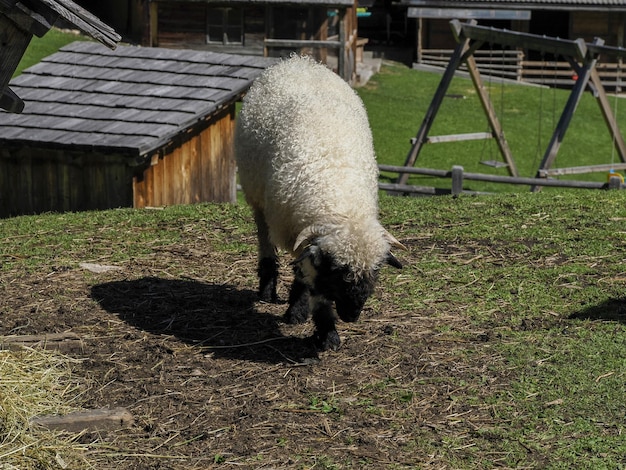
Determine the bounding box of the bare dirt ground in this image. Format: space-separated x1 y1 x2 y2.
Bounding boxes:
0 231 516 469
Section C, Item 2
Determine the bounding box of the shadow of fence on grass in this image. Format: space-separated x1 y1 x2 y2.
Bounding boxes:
569 297 626 325
90 276 318 364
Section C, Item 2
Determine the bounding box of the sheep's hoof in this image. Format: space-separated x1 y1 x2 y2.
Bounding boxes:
313 330 341 352
259 285 277 303
258 258 278 303
284 301 309 324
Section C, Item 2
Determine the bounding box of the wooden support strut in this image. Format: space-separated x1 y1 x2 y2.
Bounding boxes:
397 20 626 192
452 20 588 62
396 27 472 186
532 37 604 191
396 19 517 186
588 66 626 165
464 50 519 176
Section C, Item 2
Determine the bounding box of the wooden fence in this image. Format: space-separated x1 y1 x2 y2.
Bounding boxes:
420 49 524 81
418 49 626 89
378 164 626 196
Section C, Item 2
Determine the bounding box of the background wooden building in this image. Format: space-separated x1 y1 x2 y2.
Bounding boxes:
404 0 626 86
75 0 360 83
0 41 276 218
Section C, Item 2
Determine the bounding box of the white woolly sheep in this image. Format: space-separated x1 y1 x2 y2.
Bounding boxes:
235 55 405 351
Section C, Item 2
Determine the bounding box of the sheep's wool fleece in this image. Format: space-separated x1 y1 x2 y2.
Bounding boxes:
235 55 389 273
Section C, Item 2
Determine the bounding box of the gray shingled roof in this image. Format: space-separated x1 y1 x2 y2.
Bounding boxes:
0 41 277 157
402 0 626 9
164 0 356 5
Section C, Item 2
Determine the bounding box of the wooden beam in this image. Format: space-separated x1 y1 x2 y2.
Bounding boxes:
451 19 587 61
1 2 54 36
533 37 605 190
263 38 342 49
464 52 519 176
588 67 626 164
538 163 626 177
0 15 32 113
396 29 472 185
426 132 492 143
338 8 346 81
586 42 626 60
148 1 158 47
0 87 24 113
408 8 530 20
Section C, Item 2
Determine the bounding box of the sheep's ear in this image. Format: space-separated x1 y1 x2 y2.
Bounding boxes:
386 252 403 269
383 229 408 251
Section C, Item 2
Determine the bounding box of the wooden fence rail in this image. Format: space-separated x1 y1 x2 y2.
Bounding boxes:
420 49 524 81
418 49 626 89
378 164 626 195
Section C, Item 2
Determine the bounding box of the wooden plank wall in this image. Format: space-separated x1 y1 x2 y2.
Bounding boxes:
155 2 207 47
571 12 625 48
152 2 265 54
0 147 133 218
133 107 236 208
422 13 625 52
0 109 236 217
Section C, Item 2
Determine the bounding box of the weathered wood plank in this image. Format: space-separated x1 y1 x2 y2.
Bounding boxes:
30 407 134 432
0 16 32 111
0 87 24 113
1 2 54 37
37 0 120 48
0 332 83 352
426 132 492 144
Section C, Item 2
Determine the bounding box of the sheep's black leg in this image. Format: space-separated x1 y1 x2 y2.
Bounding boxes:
258 257 278 302
254 209 278 303
311 296 341 351
284 277 310 324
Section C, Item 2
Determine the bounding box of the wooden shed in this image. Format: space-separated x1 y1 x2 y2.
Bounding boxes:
0 41 276 218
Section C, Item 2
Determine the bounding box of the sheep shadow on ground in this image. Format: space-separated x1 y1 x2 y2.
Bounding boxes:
569 297 626 325
90 277 319 364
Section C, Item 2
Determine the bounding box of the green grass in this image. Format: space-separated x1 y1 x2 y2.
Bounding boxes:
1 192 624 468
357 61 626 192
13 28 90 77
378 191 626 468
6 33 626 469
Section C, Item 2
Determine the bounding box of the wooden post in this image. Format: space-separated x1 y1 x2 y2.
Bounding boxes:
0 16 34 113
338 8 346 80
451 165 464 196
608 175 623 189
397 19 518 185
148 1 158 47
264 7 273 57
589 67 626 164
313 7 328 64
533 37 604 191
465 54 519 176
416 17 422 64
396 32 471 185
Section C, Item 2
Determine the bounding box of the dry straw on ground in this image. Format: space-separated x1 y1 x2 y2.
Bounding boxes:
0 347 89 469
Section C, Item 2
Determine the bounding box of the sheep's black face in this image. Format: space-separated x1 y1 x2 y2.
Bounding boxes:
303 248 377 323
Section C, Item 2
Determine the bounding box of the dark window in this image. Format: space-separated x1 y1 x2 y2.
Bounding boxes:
207 7 243 45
